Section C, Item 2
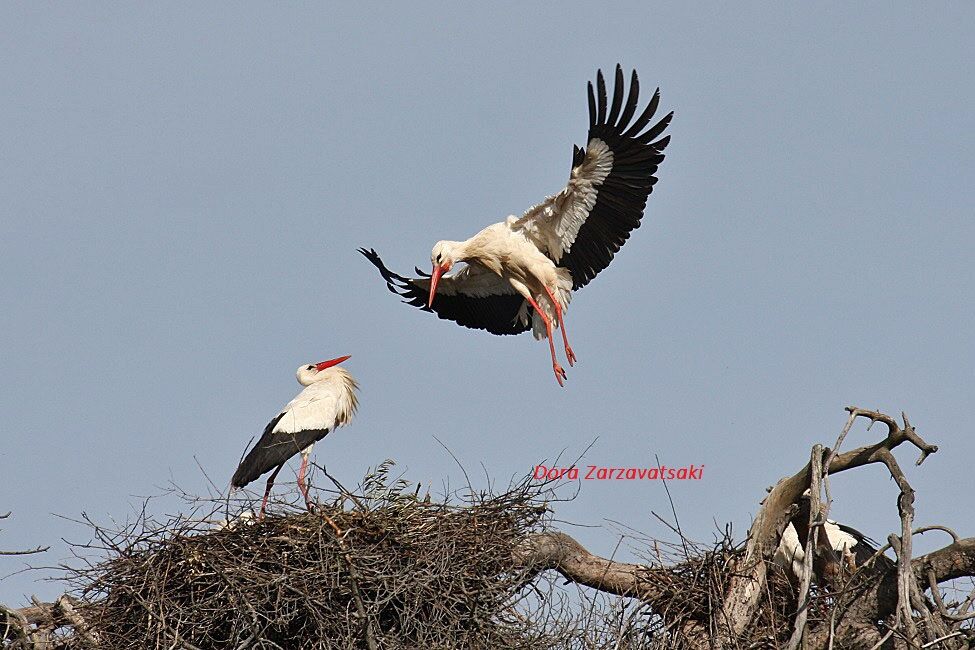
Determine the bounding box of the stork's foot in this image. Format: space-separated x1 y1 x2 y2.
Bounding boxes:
552 362 567 387
564 345 577 367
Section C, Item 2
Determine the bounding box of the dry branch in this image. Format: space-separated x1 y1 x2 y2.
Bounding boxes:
0 512 49 557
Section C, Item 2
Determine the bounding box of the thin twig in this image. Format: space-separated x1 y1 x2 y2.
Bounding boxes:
321 513 379 650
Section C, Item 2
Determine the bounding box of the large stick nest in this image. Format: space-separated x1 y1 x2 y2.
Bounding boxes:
36 464 674 649
61 470 558 648
1 471 837 650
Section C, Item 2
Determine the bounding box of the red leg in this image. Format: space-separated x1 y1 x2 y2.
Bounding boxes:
297 453 314 511
542 285 575 366
259 464 284 520
524 294 567 387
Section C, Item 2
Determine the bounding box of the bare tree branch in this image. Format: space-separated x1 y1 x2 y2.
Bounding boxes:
714 406 941 646
784 444 822 650
0 511 49 556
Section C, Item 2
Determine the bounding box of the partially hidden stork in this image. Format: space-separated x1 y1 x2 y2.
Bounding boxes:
231 355 358 518
774 520 889 585
773 491 894 585
361 64 672 386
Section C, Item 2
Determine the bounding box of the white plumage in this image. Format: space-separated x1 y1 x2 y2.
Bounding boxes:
513 137 615 263
361 65 672 386
273 365 358 435
231 356 358 518
774 520 881 583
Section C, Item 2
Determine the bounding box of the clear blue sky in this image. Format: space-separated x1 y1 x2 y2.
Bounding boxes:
2 4 973 604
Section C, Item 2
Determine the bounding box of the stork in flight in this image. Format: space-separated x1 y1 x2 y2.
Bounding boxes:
231 355 358 518
360 65 672 386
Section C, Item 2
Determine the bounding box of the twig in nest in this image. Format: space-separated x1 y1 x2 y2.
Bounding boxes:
320 513 378 650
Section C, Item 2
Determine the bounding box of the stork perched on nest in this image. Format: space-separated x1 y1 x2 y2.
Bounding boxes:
361 64 672 386
773 491 894 584
231 355 358 518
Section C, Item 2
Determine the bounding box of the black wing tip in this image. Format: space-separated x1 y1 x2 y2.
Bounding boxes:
588 67 670 143
358 246 436 311
562 68 671 291
230 471 250 488
357 246 382 265
359 246 414 294
230 454 265 488
358 245 396 277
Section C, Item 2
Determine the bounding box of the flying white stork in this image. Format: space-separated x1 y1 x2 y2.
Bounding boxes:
360 65 672 386
231 355 358 518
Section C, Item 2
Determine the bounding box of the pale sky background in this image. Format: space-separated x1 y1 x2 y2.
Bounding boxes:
2 4 973 605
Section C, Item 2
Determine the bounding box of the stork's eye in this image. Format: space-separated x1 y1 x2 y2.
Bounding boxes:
435 254 442 264
306 365 314 370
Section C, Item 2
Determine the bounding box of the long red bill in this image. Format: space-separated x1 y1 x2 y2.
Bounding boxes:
428 264 444 307
315 355 351 371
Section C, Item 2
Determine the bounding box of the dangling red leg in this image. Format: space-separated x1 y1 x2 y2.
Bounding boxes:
524 294 567 387
542 285 575 366
259 464 284 520
297 452 314 511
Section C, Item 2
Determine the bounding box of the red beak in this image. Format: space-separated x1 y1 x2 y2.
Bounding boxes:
428 264 446 307
314 355 351 371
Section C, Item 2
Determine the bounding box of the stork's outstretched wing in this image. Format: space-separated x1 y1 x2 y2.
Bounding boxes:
358 248 530 336
512 65 672 290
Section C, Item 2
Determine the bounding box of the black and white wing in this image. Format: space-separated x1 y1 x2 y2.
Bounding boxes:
512 65 672 290
231 382 338 488
359 247 530 336
832 523 894 570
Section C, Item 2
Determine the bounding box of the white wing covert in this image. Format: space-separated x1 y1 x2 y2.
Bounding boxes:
512 65 672 290
273 382 340 434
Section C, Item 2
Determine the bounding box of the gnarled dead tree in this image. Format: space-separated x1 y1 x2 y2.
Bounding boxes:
3 406 975 648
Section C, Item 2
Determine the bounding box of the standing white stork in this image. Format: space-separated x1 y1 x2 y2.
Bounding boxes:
360 65 672 386
231 355 358 518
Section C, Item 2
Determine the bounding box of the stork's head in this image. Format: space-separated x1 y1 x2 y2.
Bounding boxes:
296 355 351 386
428 240 458 307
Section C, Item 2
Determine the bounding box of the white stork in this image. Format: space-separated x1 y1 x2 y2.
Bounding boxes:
774 520 887 584
361 65 672 386
773 492 893 584
231 355 358 518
